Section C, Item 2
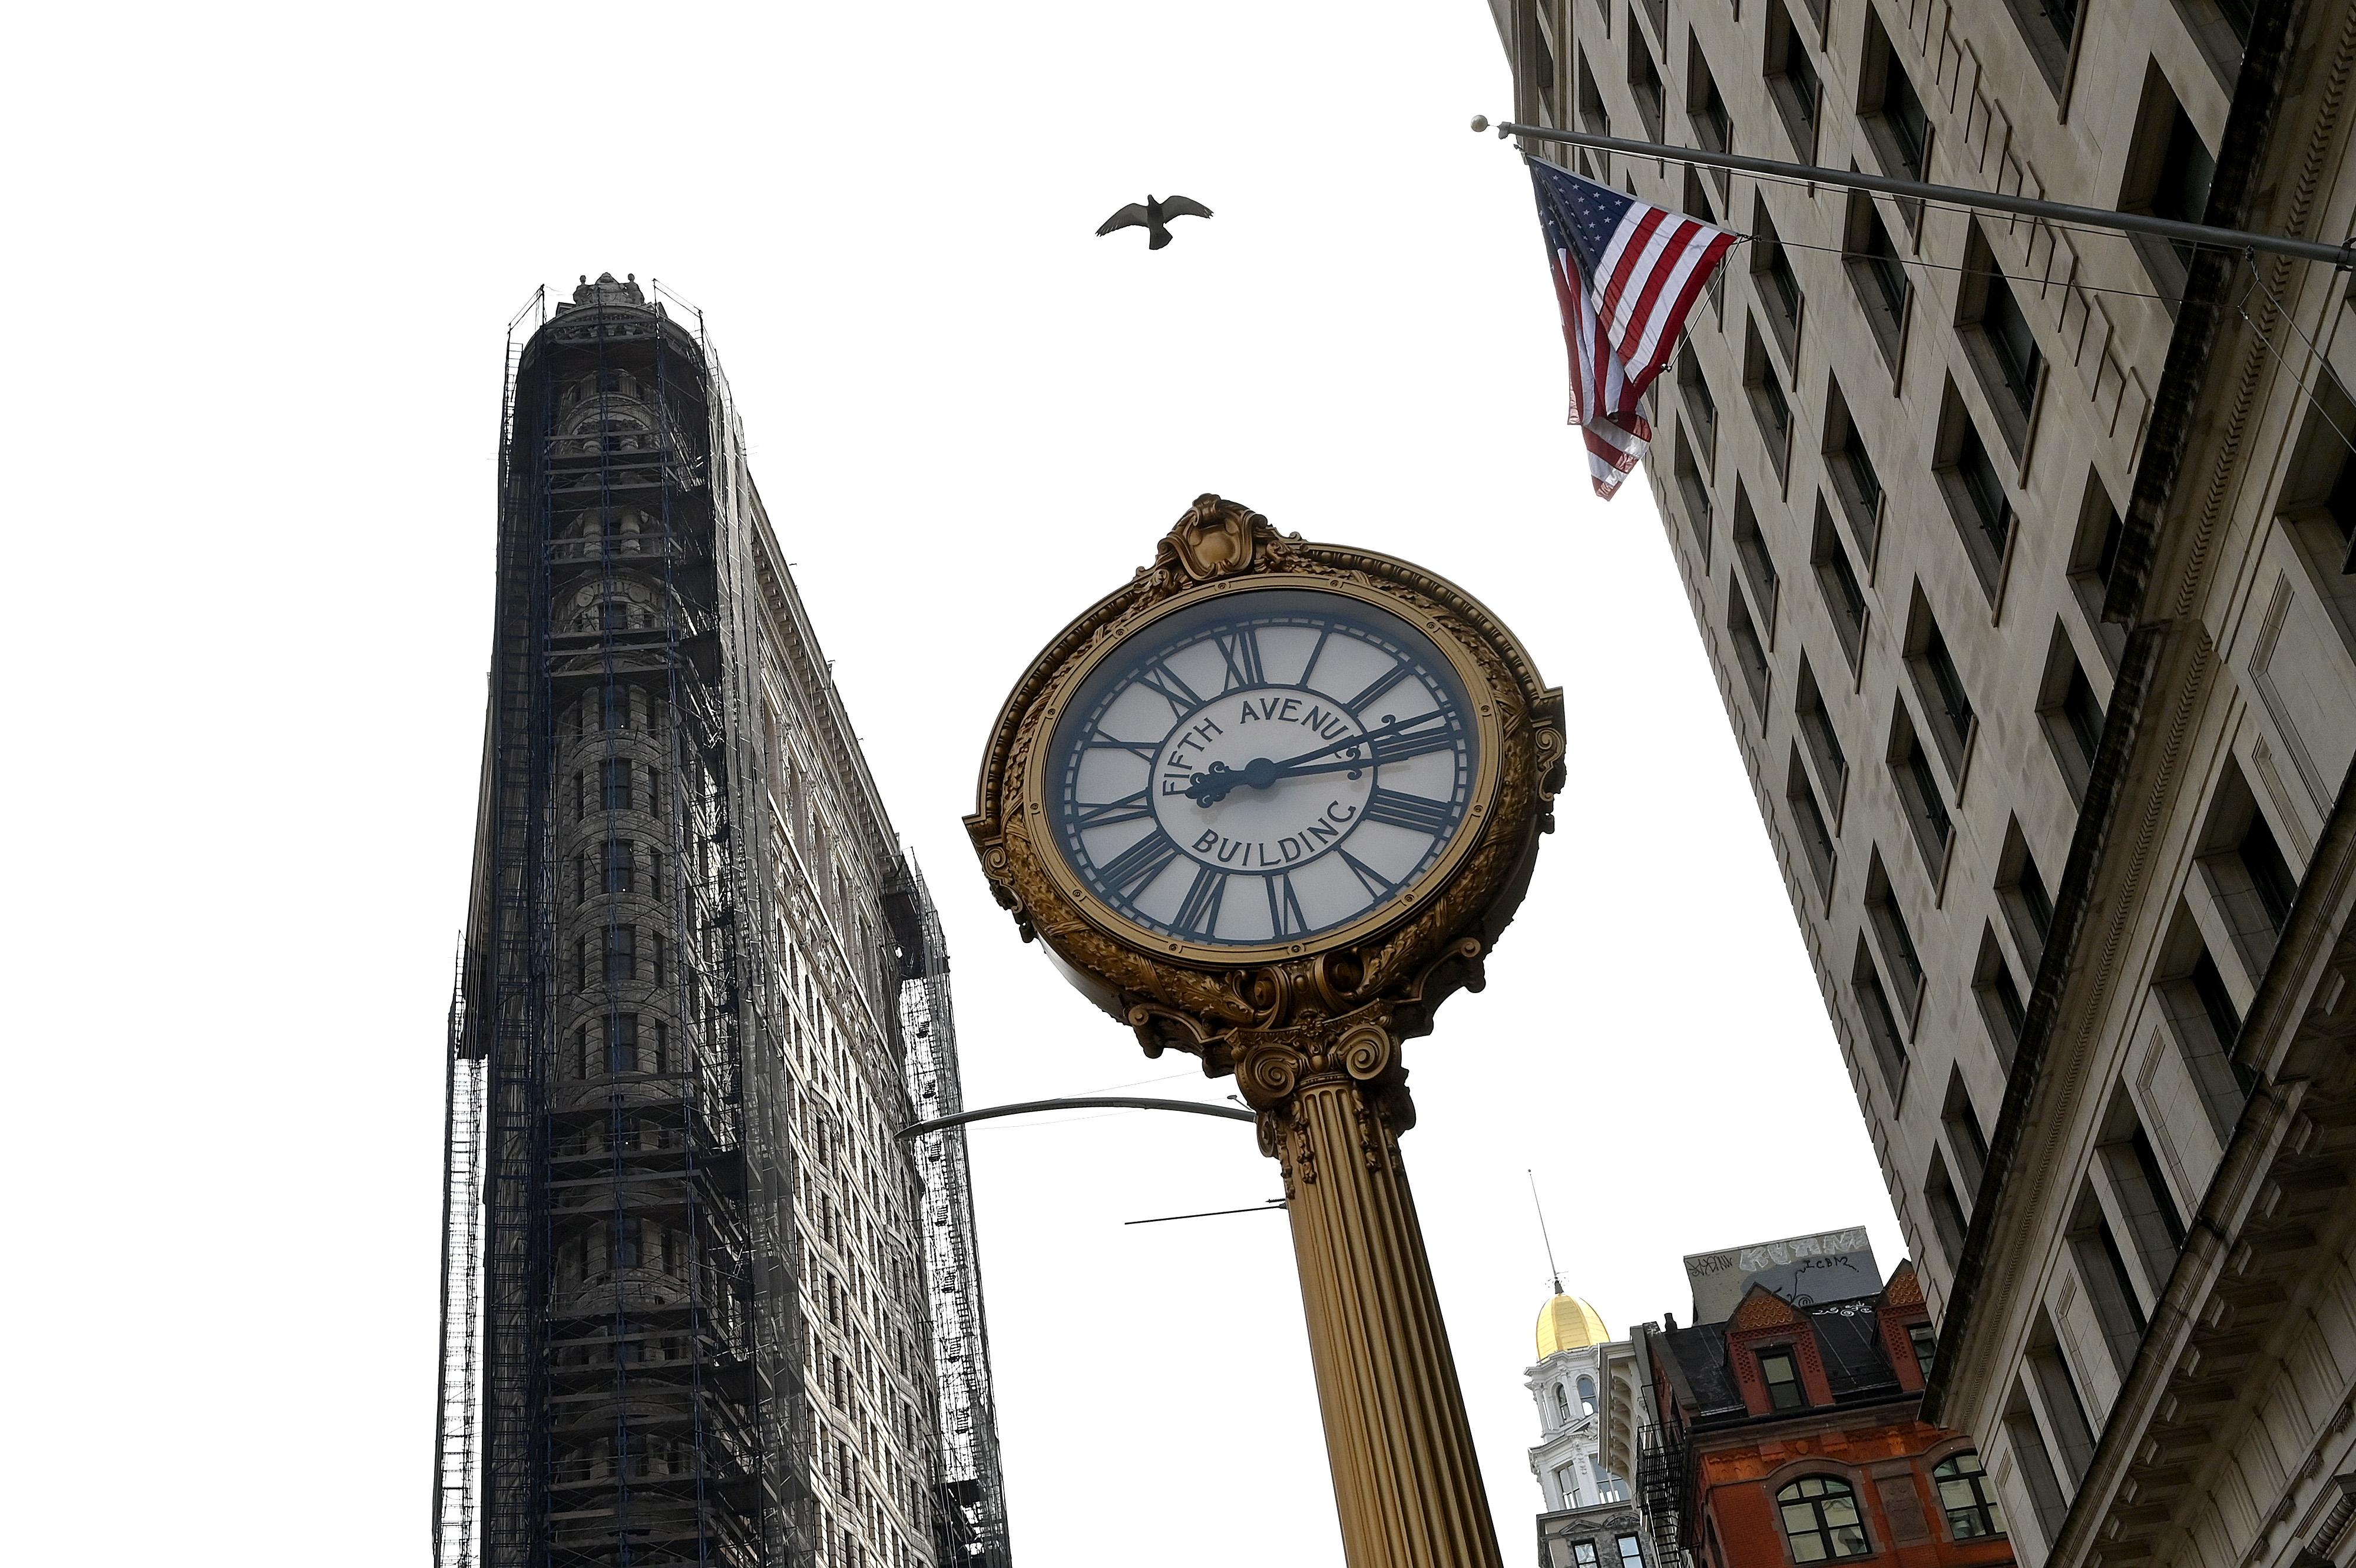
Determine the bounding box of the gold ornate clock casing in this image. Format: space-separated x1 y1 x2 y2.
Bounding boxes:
967 496 1564 1568
968 495 1564 1076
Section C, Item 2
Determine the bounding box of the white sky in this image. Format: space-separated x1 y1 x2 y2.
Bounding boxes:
10 2 1898 1562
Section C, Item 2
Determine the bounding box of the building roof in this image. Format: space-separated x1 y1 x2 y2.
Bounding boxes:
1537 1293 1612 1358
1654 1266 1923 1427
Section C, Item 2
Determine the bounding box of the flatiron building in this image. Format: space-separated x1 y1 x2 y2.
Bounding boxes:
432 272 1012 1568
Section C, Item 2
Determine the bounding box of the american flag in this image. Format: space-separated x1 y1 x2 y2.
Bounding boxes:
1528 158 1736 499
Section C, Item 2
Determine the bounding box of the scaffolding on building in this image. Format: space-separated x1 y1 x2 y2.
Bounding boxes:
438 277 1010 1568
886 863 1014 1568
436 275 808 1567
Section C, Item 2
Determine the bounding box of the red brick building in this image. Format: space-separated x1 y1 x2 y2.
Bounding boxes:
1630 1263 2013 1568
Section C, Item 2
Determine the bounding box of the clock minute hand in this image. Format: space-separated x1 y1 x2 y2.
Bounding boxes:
1183 712 1454 805
1268 710 1447 772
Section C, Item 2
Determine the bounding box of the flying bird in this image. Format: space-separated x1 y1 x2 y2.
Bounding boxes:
1096 194 1214 250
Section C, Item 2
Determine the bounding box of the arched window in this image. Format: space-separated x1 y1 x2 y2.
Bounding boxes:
1776 1475 1869 1562
1932 1451 2005 1539
1553 1384 1572 1425
1578 1374 1597 1414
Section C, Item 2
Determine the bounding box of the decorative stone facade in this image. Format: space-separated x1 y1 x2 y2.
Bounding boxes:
1485 3 2356 1565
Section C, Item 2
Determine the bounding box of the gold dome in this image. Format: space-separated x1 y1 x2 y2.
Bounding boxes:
1536 1294 1610 1359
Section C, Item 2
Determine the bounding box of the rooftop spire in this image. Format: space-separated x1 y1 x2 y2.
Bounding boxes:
1528 1170 1563 1296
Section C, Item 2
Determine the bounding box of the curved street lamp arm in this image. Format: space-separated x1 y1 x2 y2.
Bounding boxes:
896 1094 1256 1140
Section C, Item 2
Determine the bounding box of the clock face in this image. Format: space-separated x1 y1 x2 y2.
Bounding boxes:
1043 586 1484 952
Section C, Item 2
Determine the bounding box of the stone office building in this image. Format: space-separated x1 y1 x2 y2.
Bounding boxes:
1487 2 2356 1565
436 273 1011 1568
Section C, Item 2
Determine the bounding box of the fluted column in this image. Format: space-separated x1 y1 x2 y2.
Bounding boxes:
1236 1019 1501 1568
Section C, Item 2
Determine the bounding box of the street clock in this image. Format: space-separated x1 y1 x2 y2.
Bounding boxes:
969 494 1563 1063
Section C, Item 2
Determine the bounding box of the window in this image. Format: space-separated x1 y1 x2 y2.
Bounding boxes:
1844 193 1910 366
1766 1 1823 156
1905 591 1975 768
1789 749 1839 897
2067 472 2131 666
1745 320 1794 478
600 683 629 729
1616 1536 1644 1567
1861 9 1931 228
1628 26 1665 141
1934 1451 2006 1539
2037 626 2106 801
605 1013 640 1074
1554 1384 1572 1425
2000 0 2083 94
1689 35 1734 187
1823 376 1883 557
1678 342 1718 465
1909 1322 1938 1377
2026 1308 2099 1484
600 756 633 812
1759 1348 1807 1410
1673 427 1715 559
1733 484 1779 626
1813 499 1870 667
1777 1476 1868 1561
1926 1143 1971 1262
2068 1179 2149 1371
1945 1066 1993 1195
1867 853 1926 1011
1890 709 1954 872
1727 581 1772 719
1960 224 2043 441
1795 659 1848 813
1975 925 2029 1064
2225 795 2299 933
2122 66 2216 300
1854 937 1910 1092
1936 383 2016 597
1998 818 2056 963
1577 50 1610 174
2003 1378 2072 1543
603 924 636 984
1751 196 1803 364
603 839 633 894
1578 1375 1597 1414
1573 1543 1600 1568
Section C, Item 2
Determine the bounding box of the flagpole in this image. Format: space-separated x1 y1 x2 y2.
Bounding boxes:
1473 116 2356 269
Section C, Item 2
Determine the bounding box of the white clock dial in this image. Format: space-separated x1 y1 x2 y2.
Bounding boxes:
1047 588 1479 948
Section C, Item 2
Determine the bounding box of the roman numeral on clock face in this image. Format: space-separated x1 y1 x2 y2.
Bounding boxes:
1096 830 1180 898
1340 659 1414 717
1172 865 1226 936
1136 663 1203 717
1361 788 1454 835
1213 628 1265 692
1073 789 1153 829
1337 848 1394 900
1265 872 1310 937
1368 719 1458 765
1087 729 1160 762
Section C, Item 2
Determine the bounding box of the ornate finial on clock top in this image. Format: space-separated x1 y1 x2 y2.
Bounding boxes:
1156 493 1297 582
